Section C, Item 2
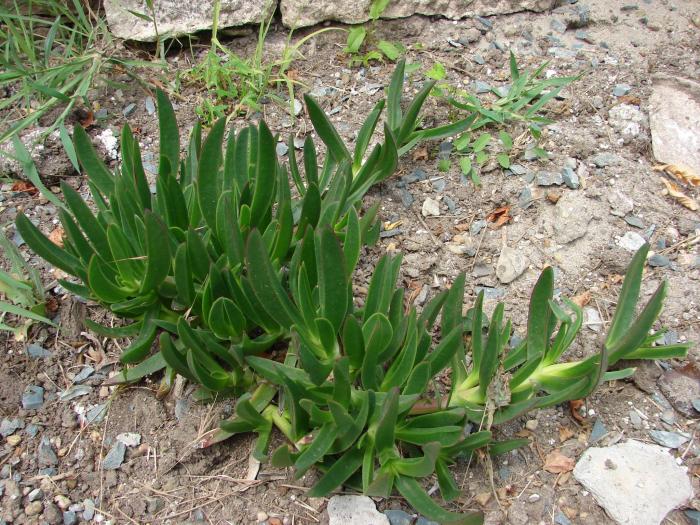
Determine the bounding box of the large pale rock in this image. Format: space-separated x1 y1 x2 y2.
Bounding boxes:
281 0 556 28
104 0 270 42
649 74 700 176
573 440 693 525
326 495 389 525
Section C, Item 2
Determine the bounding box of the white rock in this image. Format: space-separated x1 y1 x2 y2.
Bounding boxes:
326 495 389 525
116 432 141 447
608 104 646 142
607 189 634 218
281 0 557 28
617 232 646 252
573 440 693 525
583 307 603 333
553 192 591 244
104 0 271 42
649 74 700 176
421 197 440 217
496 246 528 284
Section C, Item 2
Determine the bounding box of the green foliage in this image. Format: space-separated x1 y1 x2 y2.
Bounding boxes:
0 230 54 339
343 0 405 67
183 0 334 124
0 0 160 145
443 52 577 183
15 60 688 522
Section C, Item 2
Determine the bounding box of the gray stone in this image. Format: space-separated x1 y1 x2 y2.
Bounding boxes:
658 368 700 418
470 219 487 236
59 385 92 402
104 0 271 41
384 509 413 525
102 441 126 470
26 344 52 359
649 74 700 176
613 84 632 97
562 167 579 189
591 152 621 168
28 488 43 502
649 430 690 449
421 198 440 217
144 96 156 115
496 245 528 284
550 18 567 33
536 170 563 186
608 189 634 217
72 366 94 384
326 495 389 525
573 440 693 525
553 192 591 244
624 215 644 228
22 385 44 410
83 499 95 520
589 419 607 443
618 232 646 252
281 0 556 28
38 436 59 466
275 142 288 157
648 254 670 267
122 103 136 117
0 419 23 438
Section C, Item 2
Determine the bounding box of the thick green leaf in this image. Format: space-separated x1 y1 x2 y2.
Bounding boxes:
395 476 484 525
304 94 350 163
306 446 364 497
156 89 180 173
140 211 171 293
606 244 649 348
527 267 553 360
16 214 81 276
73 125 114 196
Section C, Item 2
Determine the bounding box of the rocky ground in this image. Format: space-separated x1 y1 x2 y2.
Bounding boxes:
1 0 700 524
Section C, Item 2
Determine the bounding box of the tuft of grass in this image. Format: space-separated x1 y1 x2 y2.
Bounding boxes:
0 0 161 147
182 0 334 125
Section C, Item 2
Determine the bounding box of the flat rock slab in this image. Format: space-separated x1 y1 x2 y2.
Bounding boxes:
104 0 271 41
327 495 389 525
281 0 556 28
649 74 700 176
573 440 693 525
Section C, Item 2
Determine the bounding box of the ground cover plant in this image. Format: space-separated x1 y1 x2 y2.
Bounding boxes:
13 59 690 523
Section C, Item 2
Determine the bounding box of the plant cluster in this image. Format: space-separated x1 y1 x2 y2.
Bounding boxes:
15 60 689 522
181 0 333 125
0 0 157 146
343 0 404 67
0 230 54 340
431 53 578 185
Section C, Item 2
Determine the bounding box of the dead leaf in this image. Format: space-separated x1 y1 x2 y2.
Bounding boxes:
660 178 699 211
412 146 429 161
486 206 512 229
654 164 700 187
617 95 641 106
571 291 591 308
569 399 585 422
11 181 38 195
546 191 561 204
474 492 492 506
543 450 575 474
559 426 575 442
48 227 65 247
